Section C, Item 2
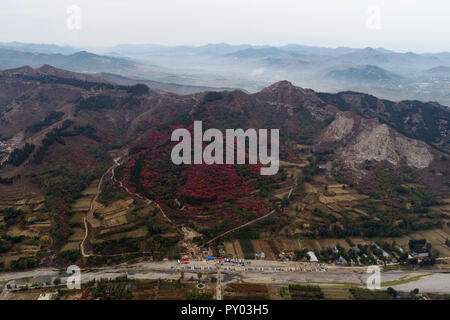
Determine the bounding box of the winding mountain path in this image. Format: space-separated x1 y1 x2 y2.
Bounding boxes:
109 155 200 254
80 156 124 257
81 151 296 256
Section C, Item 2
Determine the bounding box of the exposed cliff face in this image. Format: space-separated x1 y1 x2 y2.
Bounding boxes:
395 135 435 169
320 112 434 169
321 112 355 141
317 91 450 153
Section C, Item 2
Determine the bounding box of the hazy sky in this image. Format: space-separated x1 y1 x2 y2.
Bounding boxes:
1 0 449 52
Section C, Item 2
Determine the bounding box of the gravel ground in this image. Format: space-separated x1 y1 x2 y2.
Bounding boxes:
392 273 450 294
1 261 450 295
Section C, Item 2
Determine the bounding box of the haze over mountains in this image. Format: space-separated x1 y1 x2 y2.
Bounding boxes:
2 0 450 300
0 42 449 106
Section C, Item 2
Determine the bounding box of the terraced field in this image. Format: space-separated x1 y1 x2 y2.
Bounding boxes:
220 159 450 261
0 196 49 269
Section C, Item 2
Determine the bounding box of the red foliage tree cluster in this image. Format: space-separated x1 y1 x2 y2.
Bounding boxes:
280 142 302 163
179 163 251 202
119 128 272 224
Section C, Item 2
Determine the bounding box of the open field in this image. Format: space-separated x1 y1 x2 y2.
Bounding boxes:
60 241 80 252
224 283 269 300
322 288 353 300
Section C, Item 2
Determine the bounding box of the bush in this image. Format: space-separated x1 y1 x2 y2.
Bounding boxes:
60 249 81 263
26 111 64 132
10 257 37 271
1 207 24 226
120 84 149 95
6 143 35 166
288 285 324 300
76 95 115 111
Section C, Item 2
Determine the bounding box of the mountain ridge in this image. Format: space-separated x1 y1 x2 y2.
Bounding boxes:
0 65 449 267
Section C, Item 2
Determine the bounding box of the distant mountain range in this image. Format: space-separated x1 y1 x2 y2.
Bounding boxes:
0 48 136 74
108 43 450 68
95 43 450 106
0 41 78 54
324 65 403 85
96 72 240 95
0 42 449 105
425 65 450 75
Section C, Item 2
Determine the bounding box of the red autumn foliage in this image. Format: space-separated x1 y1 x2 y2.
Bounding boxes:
119 128 271 223
179 164 249 201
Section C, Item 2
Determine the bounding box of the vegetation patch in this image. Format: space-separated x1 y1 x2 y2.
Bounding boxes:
288 285 324 300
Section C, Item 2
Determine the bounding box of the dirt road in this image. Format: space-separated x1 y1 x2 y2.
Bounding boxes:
216 266 222 300
204 186 295 246
110 155 200 254
80 155 124 257
2 260 450 297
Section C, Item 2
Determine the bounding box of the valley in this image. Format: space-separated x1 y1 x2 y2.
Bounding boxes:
0 65 449 299
1 258 450 300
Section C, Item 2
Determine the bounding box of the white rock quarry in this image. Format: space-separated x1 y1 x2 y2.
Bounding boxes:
321 112 434 169
321 112 355 141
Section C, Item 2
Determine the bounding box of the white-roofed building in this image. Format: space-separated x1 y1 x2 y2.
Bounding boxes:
307 251 319 262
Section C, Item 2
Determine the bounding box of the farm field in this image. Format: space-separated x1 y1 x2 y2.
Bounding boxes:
322 288 354 300
224 226 450 261
0 196 51 270
224 283 269 300
218 159 450 264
